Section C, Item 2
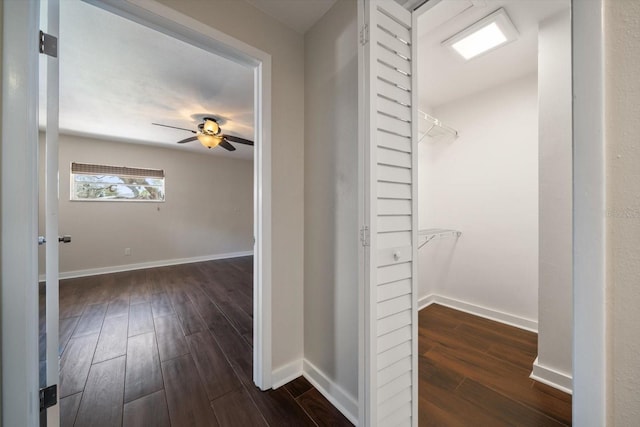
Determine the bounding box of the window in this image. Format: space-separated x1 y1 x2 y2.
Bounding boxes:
71 162 165 202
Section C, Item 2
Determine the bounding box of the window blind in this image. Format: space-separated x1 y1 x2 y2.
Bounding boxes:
71 162 164 178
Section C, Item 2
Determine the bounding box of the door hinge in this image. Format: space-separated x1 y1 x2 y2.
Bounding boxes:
360 24 369 46
39 385 57 411
39 30 58 58
360 225 370 247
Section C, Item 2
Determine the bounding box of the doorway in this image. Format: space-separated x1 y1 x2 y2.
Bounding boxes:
414 0 572 423
2 0 273 425
56 2 272 422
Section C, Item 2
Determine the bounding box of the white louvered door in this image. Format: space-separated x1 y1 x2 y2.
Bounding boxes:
361 1 417 426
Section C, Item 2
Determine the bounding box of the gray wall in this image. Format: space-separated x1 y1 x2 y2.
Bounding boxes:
156 0 305 371
304 0 359 401
39 133 253 275
605 0 640 423
537 10 573 381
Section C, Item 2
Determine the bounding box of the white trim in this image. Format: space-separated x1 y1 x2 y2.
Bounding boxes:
303 359 359 426
419 294 538 333
418 294 436 310
38 251 254 281
271 359 303 390
270 358 360 425
253 57 273 391
531 357 573 395
81 0 273 390
572 0 607 424
410 6 420 427
357 0 374 425
44 0 62 425
356 1 367 425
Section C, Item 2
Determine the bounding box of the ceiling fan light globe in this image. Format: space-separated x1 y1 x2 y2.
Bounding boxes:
197 133 223 149
202 119 220 135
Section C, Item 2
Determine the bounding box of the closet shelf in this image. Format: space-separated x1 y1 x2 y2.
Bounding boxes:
418 110 459 143
418 228 462 249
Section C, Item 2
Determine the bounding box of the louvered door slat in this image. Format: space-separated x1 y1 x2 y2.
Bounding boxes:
378 80 412 107
378 182 411 199
377 130 411 152
377 280 412 302
378 215 412 232
377 63 412 92
378 341 412 370
378 28 412 60
378 147 412 168
376 10 411 43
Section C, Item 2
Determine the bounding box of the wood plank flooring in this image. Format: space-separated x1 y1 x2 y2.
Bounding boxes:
51 257 352 427
419 304 572 426
48 259 569 426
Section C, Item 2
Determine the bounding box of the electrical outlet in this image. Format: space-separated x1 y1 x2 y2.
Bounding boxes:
124 248 131 256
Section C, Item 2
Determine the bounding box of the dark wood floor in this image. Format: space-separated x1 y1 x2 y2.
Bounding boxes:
419 304 572 426
47 257 351 427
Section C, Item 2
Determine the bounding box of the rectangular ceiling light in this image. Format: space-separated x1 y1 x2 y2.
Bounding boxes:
442 8 518 60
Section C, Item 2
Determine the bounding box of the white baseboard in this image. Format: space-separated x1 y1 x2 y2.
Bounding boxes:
269 358 358 425
41 250 253 281
418 294 436 310
303 359 359 426
271 359 303 390
418 293 538 333
531 357 573 394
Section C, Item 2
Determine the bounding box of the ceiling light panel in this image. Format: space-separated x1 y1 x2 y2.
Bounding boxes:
442 8 518 60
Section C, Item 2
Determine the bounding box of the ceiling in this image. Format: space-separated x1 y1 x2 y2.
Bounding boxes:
42 1 255 159
244 0 337 34
417 0 570 110
43 0 568 159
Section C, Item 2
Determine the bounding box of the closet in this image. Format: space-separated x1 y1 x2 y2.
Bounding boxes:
415 0 573 392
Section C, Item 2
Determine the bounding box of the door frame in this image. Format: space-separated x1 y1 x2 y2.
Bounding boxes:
2 0 273 424
407 0 607 424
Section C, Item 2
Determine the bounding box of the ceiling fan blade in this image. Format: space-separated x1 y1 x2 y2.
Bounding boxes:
177 136 198 144
223 134 254 146
152 123 196 133
220 140 236 151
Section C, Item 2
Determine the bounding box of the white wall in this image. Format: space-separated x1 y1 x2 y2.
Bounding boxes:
303 0 359 413
38 133 253 275
605 0 640 423
156 0 305 371
535 10 573 388
418 74 539 326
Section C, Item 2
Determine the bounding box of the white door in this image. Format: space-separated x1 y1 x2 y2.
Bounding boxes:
360 0 418 425
40 0 61 425
1 0 60 425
